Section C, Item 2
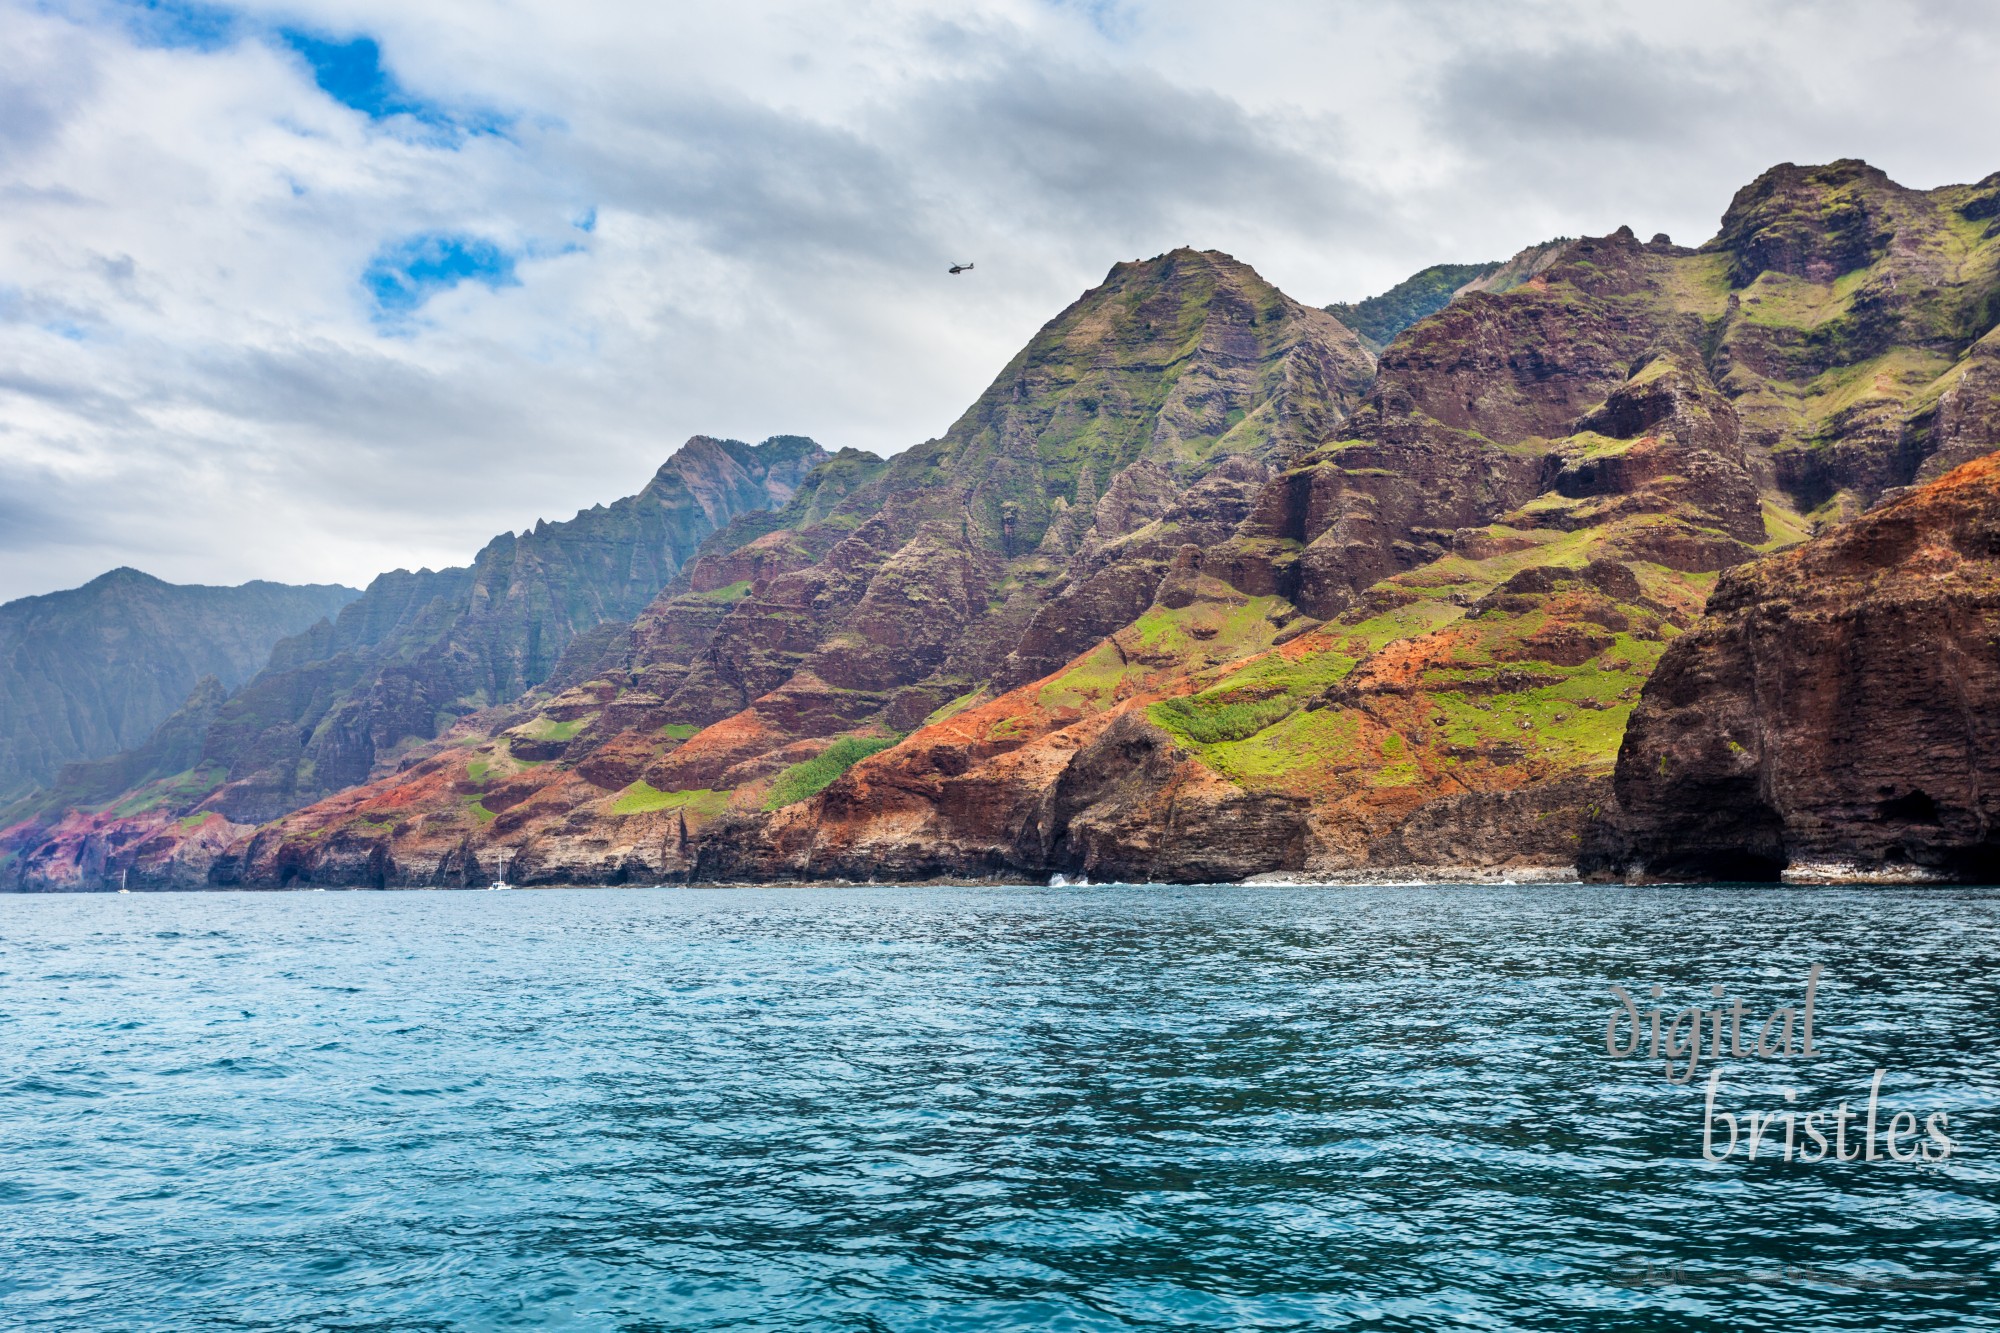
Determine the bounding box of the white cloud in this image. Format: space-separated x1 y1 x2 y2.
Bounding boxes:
1 0 1996 601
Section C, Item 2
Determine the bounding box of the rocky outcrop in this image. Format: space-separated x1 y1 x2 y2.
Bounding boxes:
1709 162 2000 513
996 456 1275 687
1582 453 2000 881
1712 159 1912 287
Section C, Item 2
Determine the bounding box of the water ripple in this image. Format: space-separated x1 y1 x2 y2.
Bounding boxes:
0 883 1995 1329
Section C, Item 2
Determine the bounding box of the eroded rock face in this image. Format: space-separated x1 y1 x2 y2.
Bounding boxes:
1713 159 1911 287
997 457 1275 688
1583 453 2000 881
1912 326 2000 484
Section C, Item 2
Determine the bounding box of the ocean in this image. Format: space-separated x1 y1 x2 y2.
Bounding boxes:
2 882 1995 1330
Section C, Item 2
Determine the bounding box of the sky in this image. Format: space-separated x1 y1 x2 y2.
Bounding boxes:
2 0 1997 602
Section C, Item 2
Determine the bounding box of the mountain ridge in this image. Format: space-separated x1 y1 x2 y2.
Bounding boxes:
0 571 360 801
7 158 2000 890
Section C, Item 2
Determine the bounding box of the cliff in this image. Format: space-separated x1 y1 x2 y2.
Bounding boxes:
1581 452 2000 882
215 248 1380 888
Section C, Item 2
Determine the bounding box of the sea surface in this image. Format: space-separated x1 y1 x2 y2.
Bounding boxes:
1 883 1996 1331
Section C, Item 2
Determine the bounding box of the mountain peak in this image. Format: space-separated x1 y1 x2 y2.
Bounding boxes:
1712 157 1914 286
914 244 1374 553
83 566 169 590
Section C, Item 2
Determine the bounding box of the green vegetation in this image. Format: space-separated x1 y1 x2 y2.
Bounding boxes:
1562 430 1639 459
1372 733 1419 788
1757 499 1814 551
1661 251 1736 318
511 715 589 743
1037 641 1134 713
1033 593 1292 718
921 690 986 729
608 783 732 818
1421 639 1659 769
695 580 753 603
1326 261 1501 346
1131 594 1286 657
1340 599 1468 655
1199 706 1368 786
1150 691 1297 746
103 762 228 819
1798 348 1957 439
658 723 700 741
763 735 899 809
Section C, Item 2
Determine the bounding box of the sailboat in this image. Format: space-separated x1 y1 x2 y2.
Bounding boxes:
489 849 512 891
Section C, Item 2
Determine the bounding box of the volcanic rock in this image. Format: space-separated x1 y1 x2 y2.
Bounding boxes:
1582 453 2000 881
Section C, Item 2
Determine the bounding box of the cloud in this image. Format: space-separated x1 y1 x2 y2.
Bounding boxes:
1432 38 1778 152
111 0 244 52
1 0 1997 603
0 467 81 551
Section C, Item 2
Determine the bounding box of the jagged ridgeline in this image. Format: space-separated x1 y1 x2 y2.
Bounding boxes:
8 159 2000 889
1 436 823 884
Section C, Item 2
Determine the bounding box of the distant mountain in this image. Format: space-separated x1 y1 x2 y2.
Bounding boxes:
1325 260 1501 347
0 570 358 799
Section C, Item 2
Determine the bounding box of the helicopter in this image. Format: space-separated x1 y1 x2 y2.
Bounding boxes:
947 262 975 274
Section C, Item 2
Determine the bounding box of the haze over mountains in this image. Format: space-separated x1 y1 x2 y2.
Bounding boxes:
0 573 359 799
5 158 2000 889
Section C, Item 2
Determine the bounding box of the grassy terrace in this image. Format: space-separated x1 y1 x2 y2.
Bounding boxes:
609 783 731 818
511 715 589 743
764 735 899 809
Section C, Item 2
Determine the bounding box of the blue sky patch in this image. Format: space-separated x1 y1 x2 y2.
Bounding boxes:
363 233 520 323
1042 0 1134 40
111 0 243 51
278 29 511 139
102 7 509 138
281 30 435 122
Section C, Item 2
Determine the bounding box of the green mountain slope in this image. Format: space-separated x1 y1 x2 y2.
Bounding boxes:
9 435 825 837
1325 260 1501 347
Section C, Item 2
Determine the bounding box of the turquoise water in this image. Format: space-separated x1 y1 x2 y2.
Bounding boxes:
1 883 1996 1330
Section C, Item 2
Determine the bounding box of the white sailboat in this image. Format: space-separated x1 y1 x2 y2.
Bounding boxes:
489 849 512 891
